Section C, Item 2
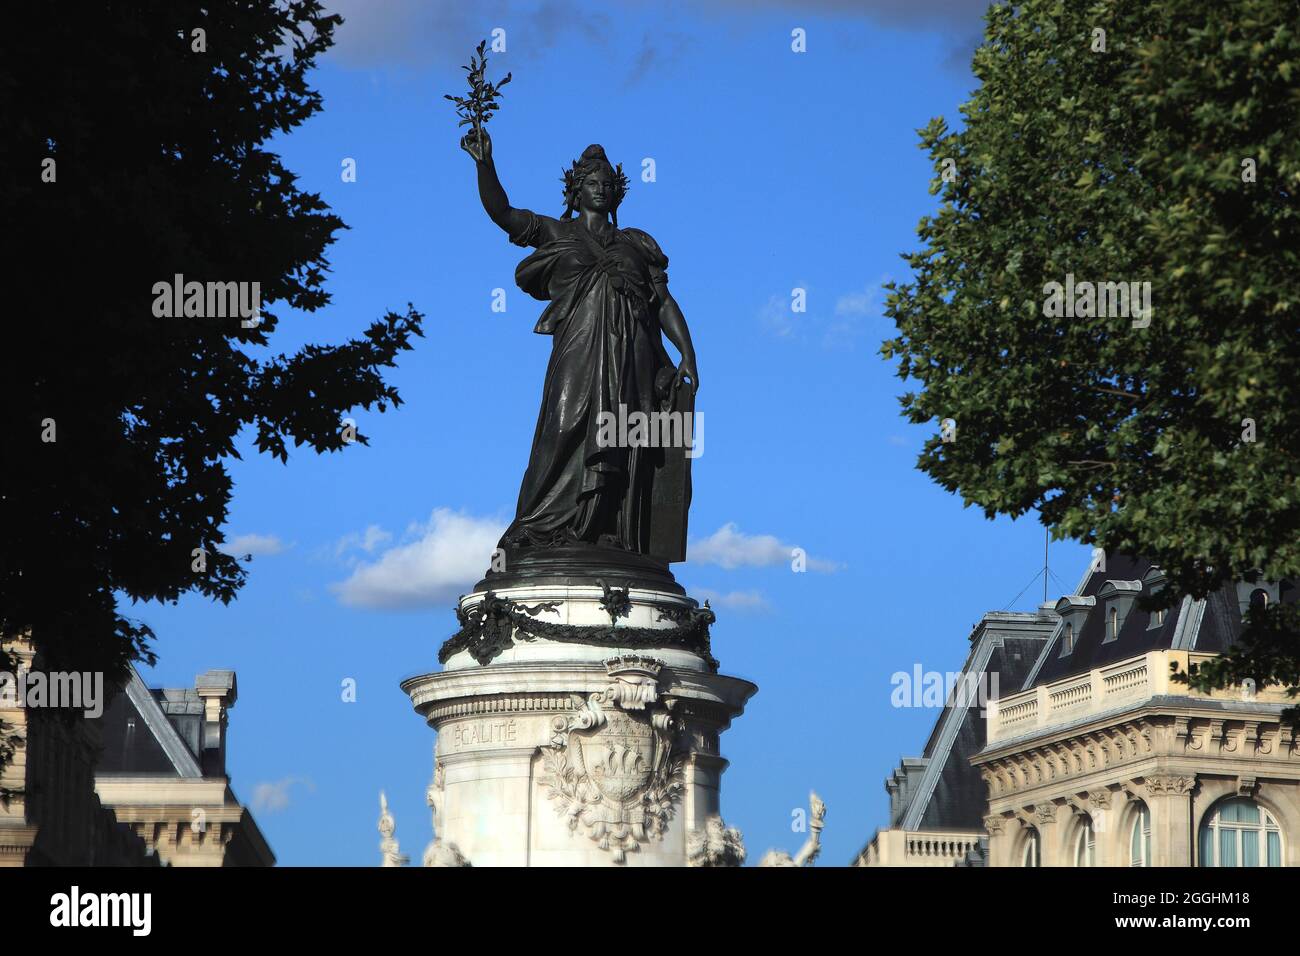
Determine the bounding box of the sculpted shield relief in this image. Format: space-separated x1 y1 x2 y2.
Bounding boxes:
539 657 685 862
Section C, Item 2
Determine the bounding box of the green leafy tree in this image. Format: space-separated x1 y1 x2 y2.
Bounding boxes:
0 2 423 694
882 0 1300 701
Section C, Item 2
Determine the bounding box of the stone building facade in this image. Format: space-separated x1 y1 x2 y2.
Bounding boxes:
0 635 273 866
857 556 1298 867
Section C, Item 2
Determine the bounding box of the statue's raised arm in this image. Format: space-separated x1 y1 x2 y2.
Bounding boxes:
461 130 560 248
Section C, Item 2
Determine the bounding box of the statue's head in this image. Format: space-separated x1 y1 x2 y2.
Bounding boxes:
562 144 629 223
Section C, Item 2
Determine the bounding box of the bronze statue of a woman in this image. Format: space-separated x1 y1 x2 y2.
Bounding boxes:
462 130 698 582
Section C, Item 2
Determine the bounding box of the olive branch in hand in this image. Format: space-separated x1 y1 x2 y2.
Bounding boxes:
444 40 511 142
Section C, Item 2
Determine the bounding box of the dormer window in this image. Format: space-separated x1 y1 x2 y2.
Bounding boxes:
1097 580 1140 645
1060 622 1075 656
1143 566 1168 630
1249 588 1270 611
1054 593 1095 657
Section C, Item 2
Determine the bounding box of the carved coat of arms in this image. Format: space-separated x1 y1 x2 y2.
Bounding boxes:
540 657 684 862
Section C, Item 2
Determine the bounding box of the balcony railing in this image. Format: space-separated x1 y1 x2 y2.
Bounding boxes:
985 650 1292 745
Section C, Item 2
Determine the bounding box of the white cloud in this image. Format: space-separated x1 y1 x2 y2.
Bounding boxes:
250 776 314 814
759 290 799 338
220 533 287 557
689 523 840 573
692 588 772 613
332 508 506 610
334 524 394 558
834 283 882 317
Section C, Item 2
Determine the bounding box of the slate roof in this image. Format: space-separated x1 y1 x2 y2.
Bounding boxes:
95 668 205 776
1024 555 1245 690
892 611 1056 832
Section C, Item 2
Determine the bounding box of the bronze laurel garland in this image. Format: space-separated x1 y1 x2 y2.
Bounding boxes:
439 592 718 670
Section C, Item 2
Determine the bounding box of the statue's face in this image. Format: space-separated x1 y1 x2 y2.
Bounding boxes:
578 165 615 214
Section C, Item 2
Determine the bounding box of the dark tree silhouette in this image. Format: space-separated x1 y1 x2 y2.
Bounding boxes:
0 2 423 695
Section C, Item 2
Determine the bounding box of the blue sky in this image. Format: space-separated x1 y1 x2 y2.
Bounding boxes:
130 0 1091 865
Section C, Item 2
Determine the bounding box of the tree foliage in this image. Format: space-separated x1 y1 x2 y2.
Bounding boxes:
0 2 423 684
882 0 1300 696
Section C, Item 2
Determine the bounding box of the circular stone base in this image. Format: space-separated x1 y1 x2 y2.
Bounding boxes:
402 654 757 867
405 583 754 866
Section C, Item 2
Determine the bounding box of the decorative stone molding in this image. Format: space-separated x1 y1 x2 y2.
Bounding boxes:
1120 781 1145 803
1034 802 1059 825
1144 774 1195 796
424 841 471 867
687 816 746 867
602 655 662 710
983 814 1006 835
1243 721 1262 755
1236 775 1259 798
538 659 684 863
424 695 578 722
1087 788 1113 810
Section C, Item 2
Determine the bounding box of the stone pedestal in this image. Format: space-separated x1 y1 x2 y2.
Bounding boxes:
402 581 756 867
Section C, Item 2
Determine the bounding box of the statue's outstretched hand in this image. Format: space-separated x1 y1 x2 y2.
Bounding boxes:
460 128 492 163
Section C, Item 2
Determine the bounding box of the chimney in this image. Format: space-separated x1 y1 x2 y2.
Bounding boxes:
194 670 237 777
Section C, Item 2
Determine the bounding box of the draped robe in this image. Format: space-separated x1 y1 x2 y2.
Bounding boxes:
499 211 677 556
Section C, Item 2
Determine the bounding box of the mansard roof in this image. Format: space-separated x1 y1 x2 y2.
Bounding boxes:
1023 554 1241 691
96 667 204 776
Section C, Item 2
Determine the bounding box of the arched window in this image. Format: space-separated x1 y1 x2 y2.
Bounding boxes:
1199 799 1283 867
1075 816 1096 866
1022 828 1041 867
1249 588 1270 612
1129 803 1151 867
1106 606 1119 641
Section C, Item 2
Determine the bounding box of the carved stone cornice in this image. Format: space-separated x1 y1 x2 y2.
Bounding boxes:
1119 781 1145 803
1242 721 1262 755
1087 788 1113 810
978 710 1300 806
425 694 578 723
1144 774 1195 796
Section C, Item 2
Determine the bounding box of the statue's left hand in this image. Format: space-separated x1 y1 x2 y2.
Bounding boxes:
674 357 699 394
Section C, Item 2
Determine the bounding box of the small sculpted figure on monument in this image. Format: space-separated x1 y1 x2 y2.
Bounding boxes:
687 815 748 867
758 792 826 867
377 791 409 867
